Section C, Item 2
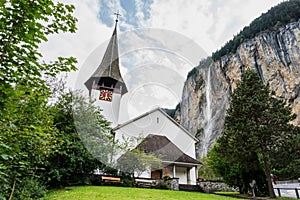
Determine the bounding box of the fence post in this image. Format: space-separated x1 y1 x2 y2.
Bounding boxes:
276 188 281 197
295 188 299 199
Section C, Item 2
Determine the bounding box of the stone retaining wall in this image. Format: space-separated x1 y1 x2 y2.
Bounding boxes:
197 181 238 193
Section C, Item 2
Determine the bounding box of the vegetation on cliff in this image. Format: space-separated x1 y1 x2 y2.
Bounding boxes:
212 0 300 61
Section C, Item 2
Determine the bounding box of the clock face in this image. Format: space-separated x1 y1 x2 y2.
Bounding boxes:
99 88 113 102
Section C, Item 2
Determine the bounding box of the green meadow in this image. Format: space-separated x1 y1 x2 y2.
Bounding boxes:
42 186 239 200
42 186 295 200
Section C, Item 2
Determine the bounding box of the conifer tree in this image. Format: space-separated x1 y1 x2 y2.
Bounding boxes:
216 70 296 198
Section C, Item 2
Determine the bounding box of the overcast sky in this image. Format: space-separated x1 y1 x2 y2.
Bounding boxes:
40 0 283 121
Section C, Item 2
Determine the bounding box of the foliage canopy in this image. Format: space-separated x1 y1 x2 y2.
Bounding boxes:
0 0 78 199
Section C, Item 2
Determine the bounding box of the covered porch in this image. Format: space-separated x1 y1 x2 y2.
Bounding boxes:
135 134 202 185
151 161 201 185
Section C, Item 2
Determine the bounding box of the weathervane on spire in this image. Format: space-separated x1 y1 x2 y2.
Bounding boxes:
114 10 121 23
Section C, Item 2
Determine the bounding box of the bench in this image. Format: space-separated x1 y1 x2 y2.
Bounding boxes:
101 176 121 183
135 178 158 188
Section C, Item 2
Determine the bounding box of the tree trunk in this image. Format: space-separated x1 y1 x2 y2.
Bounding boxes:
8 179 16 200
261 145 276 198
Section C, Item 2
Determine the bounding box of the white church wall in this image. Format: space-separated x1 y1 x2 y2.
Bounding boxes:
166 166 197 185
91 89 121 127
176 166 188 184
135 170 151 179
189 167 197 185
132 166 196 185
114 109 196 159
166 165 187 184
114 108 199 185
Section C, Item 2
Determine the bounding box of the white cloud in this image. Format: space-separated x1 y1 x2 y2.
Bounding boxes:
144 0 215 53
41 0 284 69
135 0 145 26
40 0 113 89
144 0 283 53
112 28 205 121
41 0 108 64
40 0 284 121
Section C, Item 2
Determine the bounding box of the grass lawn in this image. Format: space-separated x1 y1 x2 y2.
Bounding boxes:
42 186 242 200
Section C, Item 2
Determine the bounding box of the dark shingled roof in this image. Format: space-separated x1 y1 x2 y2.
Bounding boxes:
136 134 201 165
85 22 127 95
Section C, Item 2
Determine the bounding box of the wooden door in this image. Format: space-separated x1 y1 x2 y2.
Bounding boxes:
151 170 162 179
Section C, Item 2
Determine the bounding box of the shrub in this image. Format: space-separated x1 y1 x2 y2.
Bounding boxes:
154 180 169 190
13 177 47 200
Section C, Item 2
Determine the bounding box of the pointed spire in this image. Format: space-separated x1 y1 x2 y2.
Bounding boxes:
114 10 121 23
85 13 127 95
112 11 120 37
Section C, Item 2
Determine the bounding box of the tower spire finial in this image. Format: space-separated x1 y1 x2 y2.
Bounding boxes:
114 10 121 23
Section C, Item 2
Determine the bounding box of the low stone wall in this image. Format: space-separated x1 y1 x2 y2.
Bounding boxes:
168 178 179 190
197 181 238 193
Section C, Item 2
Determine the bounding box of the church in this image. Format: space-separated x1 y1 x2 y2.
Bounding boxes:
84 16 201 186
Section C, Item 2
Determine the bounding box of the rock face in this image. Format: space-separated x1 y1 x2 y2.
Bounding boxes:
176 20 300 158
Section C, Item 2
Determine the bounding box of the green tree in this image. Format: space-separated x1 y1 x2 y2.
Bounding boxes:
117 149 162 178
115 135 162 178
208 142 267 194
0 84 56 199
42 91 111 187
0 0 77 199
198 156 218 181
208 144 243 189
0 0 77 86
72 94 115 167
212 70 297 198
269 126 300 180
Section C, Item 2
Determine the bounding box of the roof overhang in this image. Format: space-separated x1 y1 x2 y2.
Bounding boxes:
162 161 202 167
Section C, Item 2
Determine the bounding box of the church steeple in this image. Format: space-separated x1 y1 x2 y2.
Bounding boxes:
84 13 127 127
85 14 127 95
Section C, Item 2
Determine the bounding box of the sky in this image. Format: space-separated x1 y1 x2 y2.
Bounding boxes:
40 0 283 122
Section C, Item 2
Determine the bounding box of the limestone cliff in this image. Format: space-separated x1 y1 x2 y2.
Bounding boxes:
176 20 300 158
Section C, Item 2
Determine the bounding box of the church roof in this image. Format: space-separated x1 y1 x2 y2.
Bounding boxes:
113 107 199 142
136 134 201 166
85 21 127 95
